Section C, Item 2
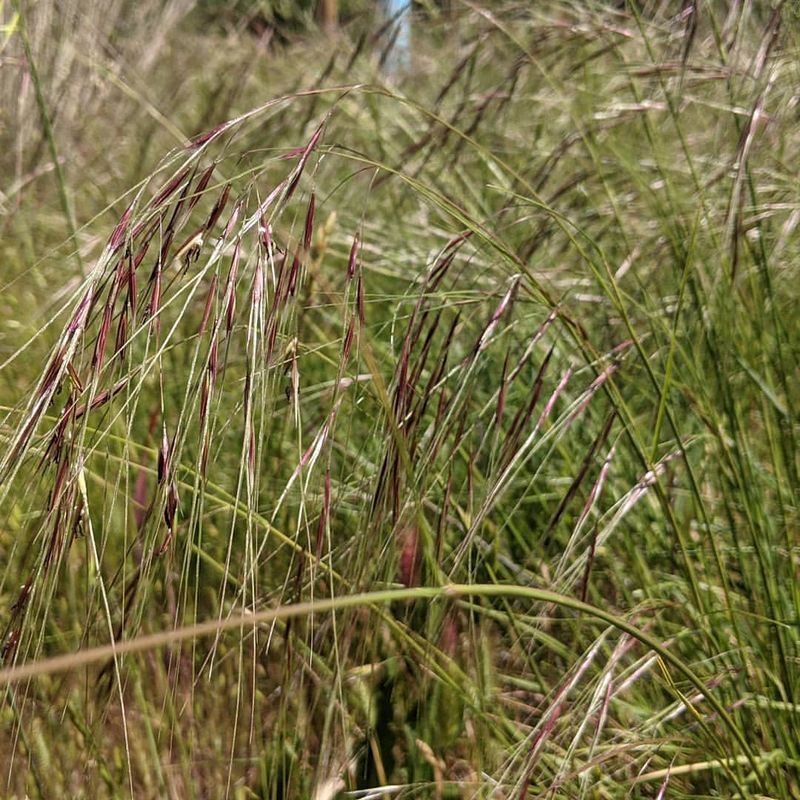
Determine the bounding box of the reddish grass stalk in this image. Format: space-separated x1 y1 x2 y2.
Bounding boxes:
92 272 123 371
158 425 170 484
347 232 360 280
205 184 231 233
398 526 420 587
148 264 162 335
472 275 520 357
209 338 219 380
579 523 600 604
132 238 151 274
496 352 511 427
66 288 93 336
303 193 316 252
501 345 554 463
153 167 191 208
107 203 134 253
199 275 218 336
188 123 229 150
284 122 325 202
73 376 131 420
251 258 264 316
564 360 622 427
116 299 131 358
188 162 217 212
157 230 175 270
342 318 356 362
222 201 243 241
287 251 301 298
356 274 365 325
224 242 242 334
543 412 616 543
508 310 557 383
314 468 331 561
535 367 573 430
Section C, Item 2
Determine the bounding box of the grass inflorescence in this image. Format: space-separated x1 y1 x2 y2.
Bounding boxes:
0 2 798 797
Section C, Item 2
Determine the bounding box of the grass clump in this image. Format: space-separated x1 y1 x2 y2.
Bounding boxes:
0 2 798 798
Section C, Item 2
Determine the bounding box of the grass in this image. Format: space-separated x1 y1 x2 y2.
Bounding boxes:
0 1 798 797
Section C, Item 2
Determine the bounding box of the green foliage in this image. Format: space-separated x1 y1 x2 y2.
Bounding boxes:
0 1 798 798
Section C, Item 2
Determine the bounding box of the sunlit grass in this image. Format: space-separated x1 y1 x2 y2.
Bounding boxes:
0 2 798 798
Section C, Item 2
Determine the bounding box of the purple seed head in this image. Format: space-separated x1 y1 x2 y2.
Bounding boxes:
199 276 218 336
188 123 228 150
356 275 365 325
153 167 191 208
303 193 316 251
189 162 217 212
347 232 360 280
222 201 243 240
157 426 170 484
205 184 231 233
108 204 134 253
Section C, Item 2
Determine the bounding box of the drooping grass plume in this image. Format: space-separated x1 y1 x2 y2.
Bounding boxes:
0 3 799 798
